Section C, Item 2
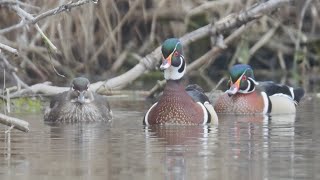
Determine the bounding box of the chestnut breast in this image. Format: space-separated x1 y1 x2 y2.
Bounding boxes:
214 91 265 114
147 82 204 125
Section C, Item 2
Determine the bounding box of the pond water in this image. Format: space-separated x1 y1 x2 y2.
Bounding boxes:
0 94 320 180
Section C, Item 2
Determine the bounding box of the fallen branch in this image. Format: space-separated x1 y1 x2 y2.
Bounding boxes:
8 81 149 98
9 82 68 98
2 0 294 97
97 0 293 91
147 22 254 97
0 113 29 132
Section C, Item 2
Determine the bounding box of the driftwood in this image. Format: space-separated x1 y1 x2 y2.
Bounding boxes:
0 113 29 132
2 0 294 97
97 0 293 91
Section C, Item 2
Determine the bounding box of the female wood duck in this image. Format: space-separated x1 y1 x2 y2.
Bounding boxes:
214 64 305 114
143 38 218 125
44 77 112 122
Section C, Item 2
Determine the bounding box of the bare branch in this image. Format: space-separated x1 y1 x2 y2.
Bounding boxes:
0 42 18 55
11 5 58 52
0 0 98 34
9 82 68 98
0 54 30 90
0 0 39 9
99 0 293 90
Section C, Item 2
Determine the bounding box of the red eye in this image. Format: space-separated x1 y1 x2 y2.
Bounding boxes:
174 51 179 57
242 75 247 80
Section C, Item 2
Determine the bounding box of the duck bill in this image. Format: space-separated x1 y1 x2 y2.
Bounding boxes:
160 54 172 70
77 91 86 104
226 78 241 96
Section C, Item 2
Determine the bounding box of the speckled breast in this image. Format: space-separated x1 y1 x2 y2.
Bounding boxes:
147 89 204 125
214 91 265 114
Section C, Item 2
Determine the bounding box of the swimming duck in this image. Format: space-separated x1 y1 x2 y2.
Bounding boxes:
143 38 218 125
214 64 304 114
44 77 112 122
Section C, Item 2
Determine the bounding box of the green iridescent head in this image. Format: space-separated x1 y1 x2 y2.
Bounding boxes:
160 38 183 70
226 64 255 95
229 64 254 82
160 38 186 80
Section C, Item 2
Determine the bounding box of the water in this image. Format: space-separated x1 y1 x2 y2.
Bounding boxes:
0 95 320 180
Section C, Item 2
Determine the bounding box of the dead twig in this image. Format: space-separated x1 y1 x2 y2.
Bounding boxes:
0 0 98 34
89 0 143 63
98 0 293 90
0 42 18 56
11 5 58 52
0 0 40 9
249 21 280 56
0 53 29 90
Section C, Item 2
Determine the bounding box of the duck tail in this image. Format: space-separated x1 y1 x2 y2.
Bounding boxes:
293 87 305 103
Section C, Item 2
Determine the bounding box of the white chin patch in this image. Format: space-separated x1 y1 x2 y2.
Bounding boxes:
164 66 184 80
160 61 170 70
226 87 238 95
163 57 185 80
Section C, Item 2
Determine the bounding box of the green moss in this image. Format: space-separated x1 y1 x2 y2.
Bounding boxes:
0 98 43 113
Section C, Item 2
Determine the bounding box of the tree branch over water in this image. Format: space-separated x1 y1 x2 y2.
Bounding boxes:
0 0 304 97
98 0 293 90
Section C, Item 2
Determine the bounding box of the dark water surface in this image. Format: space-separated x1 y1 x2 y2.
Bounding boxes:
0 95 320 180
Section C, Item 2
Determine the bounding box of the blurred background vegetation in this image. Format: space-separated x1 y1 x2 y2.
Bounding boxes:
0 0 319 93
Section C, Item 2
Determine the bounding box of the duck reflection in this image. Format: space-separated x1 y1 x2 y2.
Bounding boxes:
44 122 112 176
147 125 212 145
145 125 216 179
213 113 297 179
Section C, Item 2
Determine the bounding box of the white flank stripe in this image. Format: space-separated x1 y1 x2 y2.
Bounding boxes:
197 102 208 125
203 101 219 125
261 92 269 114
144 102 158 126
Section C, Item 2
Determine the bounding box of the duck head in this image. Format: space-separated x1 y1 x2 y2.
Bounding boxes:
68 77 93 104
226 64 258 96
160 38 186 80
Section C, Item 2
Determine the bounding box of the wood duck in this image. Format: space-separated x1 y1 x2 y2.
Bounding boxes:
214 64 305 114
44 77 112 122
143 38 218 125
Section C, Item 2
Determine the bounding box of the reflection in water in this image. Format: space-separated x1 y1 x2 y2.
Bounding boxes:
0 98 320 179
145 125 217 179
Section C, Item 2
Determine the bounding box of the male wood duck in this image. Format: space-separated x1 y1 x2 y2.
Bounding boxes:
143 38 218 125
44 77 112 122
214 64 305 114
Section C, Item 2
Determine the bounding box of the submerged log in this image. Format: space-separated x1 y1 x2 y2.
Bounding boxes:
0 113 29 132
